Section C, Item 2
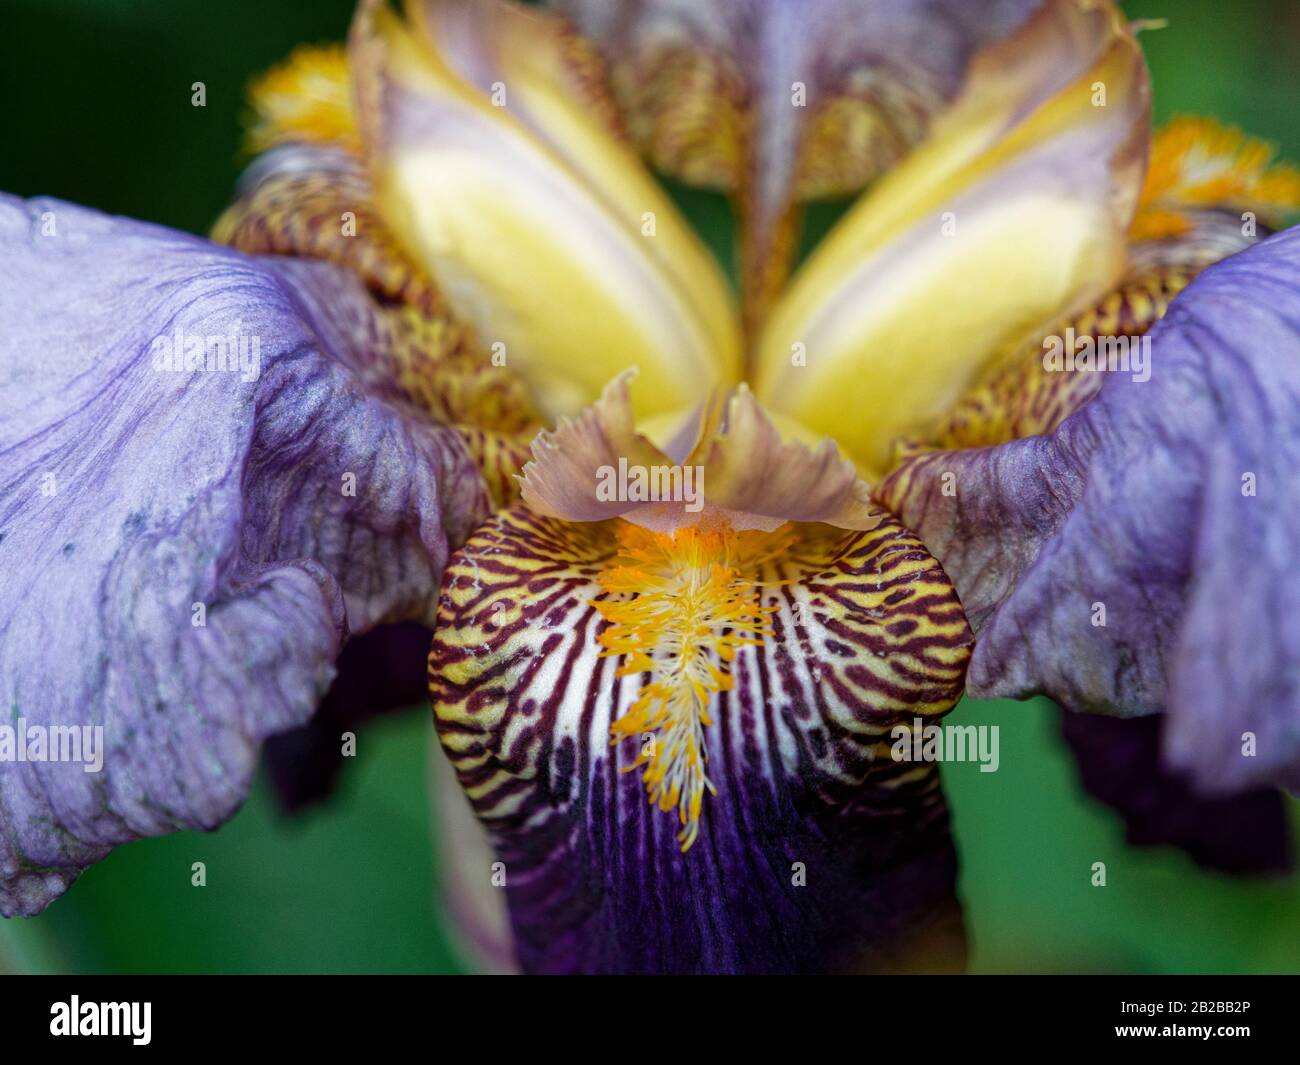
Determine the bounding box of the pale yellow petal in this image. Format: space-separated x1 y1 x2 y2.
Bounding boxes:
752 0 1150 477
350 0 740 423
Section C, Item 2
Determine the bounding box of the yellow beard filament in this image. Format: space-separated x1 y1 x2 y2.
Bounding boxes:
593 520 795 851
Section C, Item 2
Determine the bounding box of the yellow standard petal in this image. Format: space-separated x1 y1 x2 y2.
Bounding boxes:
752 0 1151 478
350 0 741 423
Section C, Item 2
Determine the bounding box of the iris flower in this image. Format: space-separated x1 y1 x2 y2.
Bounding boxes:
2 0 1299 974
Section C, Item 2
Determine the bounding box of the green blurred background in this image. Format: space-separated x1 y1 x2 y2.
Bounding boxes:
1 0 1298 974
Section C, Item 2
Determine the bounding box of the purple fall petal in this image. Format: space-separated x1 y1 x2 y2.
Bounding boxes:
0 196 487 915
880 226 1300 795
1059 712 1292 875
429 508 972 973
262 621 432 812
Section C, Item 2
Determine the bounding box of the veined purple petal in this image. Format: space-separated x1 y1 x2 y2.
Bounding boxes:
0 196 488 915
879 226 1300 795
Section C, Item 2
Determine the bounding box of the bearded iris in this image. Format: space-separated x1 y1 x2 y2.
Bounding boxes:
2 0 1299 974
